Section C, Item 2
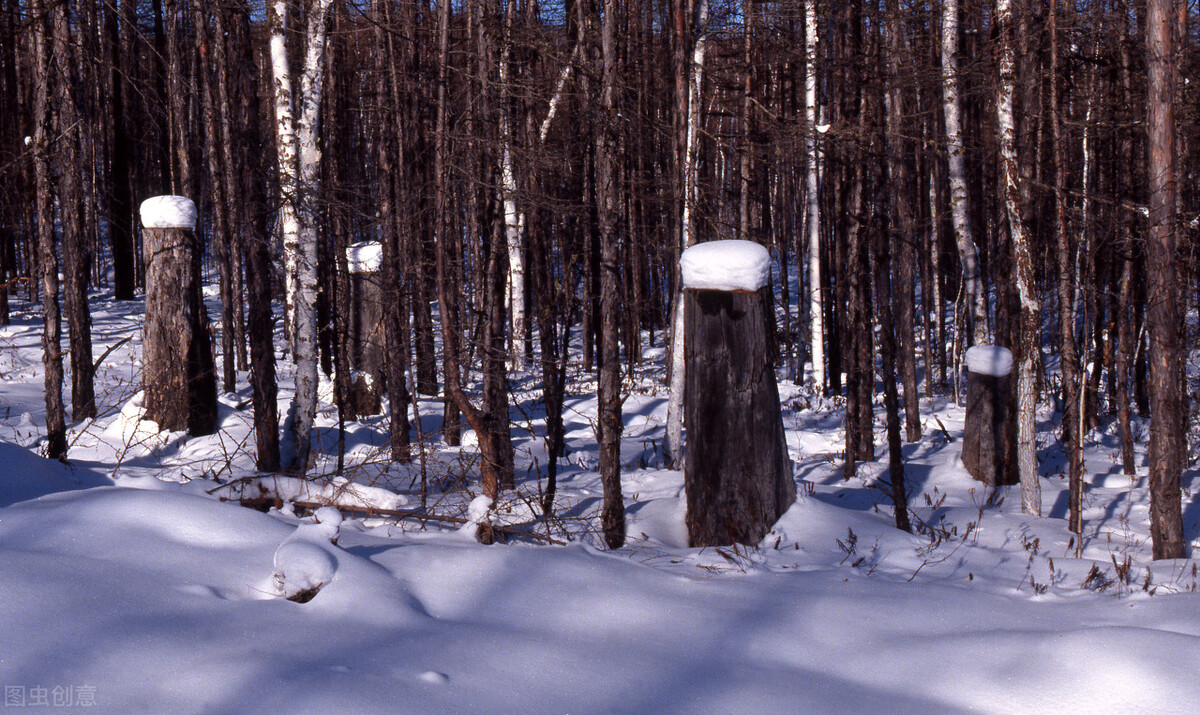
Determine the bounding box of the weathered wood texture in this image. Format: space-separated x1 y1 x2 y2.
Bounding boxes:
685 287 794 547
142 225 217 435
962 369 1014 486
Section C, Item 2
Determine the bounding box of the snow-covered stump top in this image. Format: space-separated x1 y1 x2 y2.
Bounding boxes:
346 241 382 275
139 196 198 230
682 240 793 547
962 345 1014 487
680 240 771 292
140 196 216 436
965 346 1013 378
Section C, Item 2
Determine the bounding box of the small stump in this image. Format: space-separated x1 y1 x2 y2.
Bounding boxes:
345 241 384 417
962 345 1014 486
682 240 795 547
140 196 217 435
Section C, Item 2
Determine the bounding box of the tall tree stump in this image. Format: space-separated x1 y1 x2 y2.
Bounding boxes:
682 240 795 547
345 241 384 417
962 346 1014 486
140 196 217 435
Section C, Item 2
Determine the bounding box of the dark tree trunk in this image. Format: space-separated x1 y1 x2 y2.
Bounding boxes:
484 209 514 491
375 0 411 463
886 7 920 444
211 0 245 374
962 350 1014 487
141 217 217 436
107 0 137 301
191 0 237 395
244 226 279 472
162 0 192 197
1145 0 1186 559
684 287 795 546
595 0 626 549
0 0 14 325
531 202 568 515
32 0 66 461
880 4 912 529
433 0 460 447
346 265 385 418
52 2 96 422
1050 0 1083 539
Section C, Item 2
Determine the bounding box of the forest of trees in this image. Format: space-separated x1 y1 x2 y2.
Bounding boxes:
0 0 1195 555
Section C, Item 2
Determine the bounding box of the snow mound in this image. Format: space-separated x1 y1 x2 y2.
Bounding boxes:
964 345 1013 377
95 391 191 461
0 440 112 508
311 506 344 542
139 195 197 230
680 240 770 292
273 540 336 601
458 495 493 541
215 474 407 512
347 241 382 274
272 508 344 602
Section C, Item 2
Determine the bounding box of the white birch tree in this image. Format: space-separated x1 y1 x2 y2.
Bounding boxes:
996 0 1040 516
270 0 334 474
499 0 527 371
664 0 709 469
804 0 824 393
941 0 988 345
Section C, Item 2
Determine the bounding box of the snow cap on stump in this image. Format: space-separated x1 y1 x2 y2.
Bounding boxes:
139 196 197 230
964 345 1013 378
346 241 383 274
680 239 771 292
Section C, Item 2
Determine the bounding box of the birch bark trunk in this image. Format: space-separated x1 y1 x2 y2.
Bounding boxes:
941 0 987 345
270 0 334 474
499 0 527 372
997 0 1040 516
804 0 825 394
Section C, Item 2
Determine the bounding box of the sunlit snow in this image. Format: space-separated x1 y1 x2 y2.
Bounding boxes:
680 239 771 292
138 195 198 230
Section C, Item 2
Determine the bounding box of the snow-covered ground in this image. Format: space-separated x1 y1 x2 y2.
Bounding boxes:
2 291 1199 713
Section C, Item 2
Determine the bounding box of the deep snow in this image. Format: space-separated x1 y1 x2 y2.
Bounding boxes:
2 289 1200 713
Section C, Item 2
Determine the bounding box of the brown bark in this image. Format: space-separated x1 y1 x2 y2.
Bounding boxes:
1050 0 1083 539
684 287 795 546
162 0 192 197
434 0 461 447
1145 0 1186 559
375 0 411 463
191 0 237 395
142 223 217 436
50 1 95 422
107 0 137 301
885 2 920 443
31 0 66 460
595 0 626 549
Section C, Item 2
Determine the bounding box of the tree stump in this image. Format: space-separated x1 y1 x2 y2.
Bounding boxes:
140 196 217 435
345 241 384 417
682 240 795 547
962 345 1015 486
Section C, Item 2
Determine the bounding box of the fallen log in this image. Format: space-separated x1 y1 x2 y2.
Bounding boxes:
284 500 567 546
